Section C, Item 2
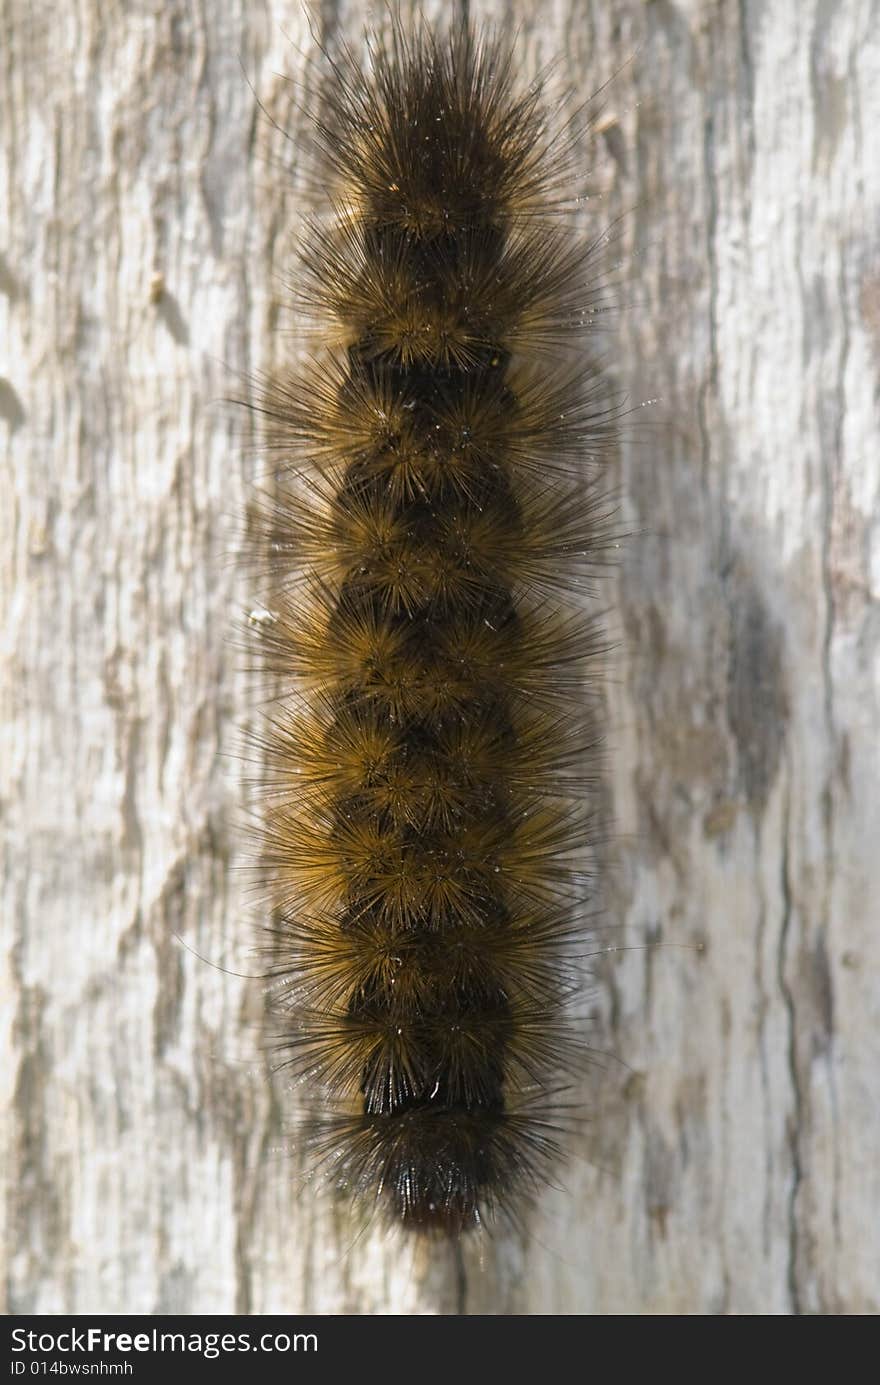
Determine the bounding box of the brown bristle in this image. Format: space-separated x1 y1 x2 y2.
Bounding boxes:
247 16 618 1235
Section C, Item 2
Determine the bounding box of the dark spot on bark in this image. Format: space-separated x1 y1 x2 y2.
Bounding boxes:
727 584 788 816
859 274 880 376
806 933 834 1058
156 289 190 346
11 986 64 1310
0 253 21 300
0 378 25 431
644 1123 674 1239
601 119 628 176
152 860 188 1058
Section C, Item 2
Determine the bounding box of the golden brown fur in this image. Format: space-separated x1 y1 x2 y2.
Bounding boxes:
248 16 617 1234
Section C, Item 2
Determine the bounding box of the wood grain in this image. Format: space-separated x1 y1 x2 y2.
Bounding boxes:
3 0 878 1314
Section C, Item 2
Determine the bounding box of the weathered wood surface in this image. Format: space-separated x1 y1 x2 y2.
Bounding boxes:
3 0 878 1314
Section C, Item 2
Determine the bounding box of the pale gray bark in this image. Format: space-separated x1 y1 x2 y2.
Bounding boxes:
3 0 879 1314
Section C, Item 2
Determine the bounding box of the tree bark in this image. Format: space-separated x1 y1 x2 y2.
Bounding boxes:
3 0 878 1314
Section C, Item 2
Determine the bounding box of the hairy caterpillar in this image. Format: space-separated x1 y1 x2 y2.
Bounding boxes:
247 15 618 1236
